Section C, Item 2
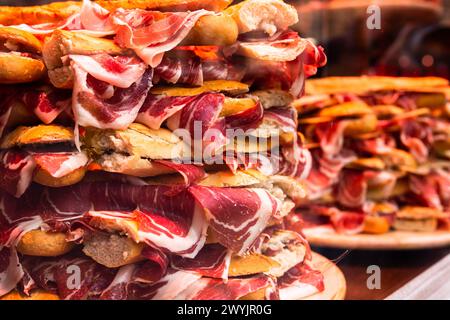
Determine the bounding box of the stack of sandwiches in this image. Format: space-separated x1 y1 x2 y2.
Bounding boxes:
294 76 450 235
0 0 327 300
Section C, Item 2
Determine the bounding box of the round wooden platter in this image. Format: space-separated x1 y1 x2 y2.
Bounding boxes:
303 226 450 250
303 252 346 300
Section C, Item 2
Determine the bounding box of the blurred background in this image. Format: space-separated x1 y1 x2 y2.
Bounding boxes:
1 0 449 78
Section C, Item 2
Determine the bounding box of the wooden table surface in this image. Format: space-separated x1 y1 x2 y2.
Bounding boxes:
314 247 450 300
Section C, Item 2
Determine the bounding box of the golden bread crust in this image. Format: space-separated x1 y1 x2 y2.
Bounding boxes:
0 27 42 53
1 290 60 300
0 54 46 84
306 76 449 95
97 0 233 12
151 80 249 96
17 230 75 257
0 2 80 26
0 125 74 148
229 254 280 277
34 166 87 187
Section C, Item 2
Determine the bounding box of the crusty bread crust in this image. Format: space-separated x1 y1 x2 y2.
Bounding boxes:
1 290 60 300
98 0 233 12
0 27 42 53
0 125 74 148
181 13 238 47
306 76 449 95
151 80 250 96
17 230 75 257
0 1 233 26
0 54 46 84
0 2 81 26
34 166 87 187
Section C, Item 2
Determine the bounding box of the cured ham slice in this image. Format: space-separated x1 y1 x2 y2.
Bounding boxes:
353 135 395 155
175 275 275 300
0 90 14 138
0 248 24 297
189 186 280 255
400 120 433 163
114 9 212 67
409 171 448 211
136 247 169 283
21 88 72 125
153 54 245 85
337 170 375 209
262 107 298 133
22 254 116 300
131 269 203 300
304 149 357 201
102 266 202 300
244 39 325 98
154 56 203 86
235 30 309 62
171 243 231 279
10 0 116 37
166 93 228 154
137 94 197 130
0 151 36 198
278 262 324 300
330 210 365 234
32 152 89 178
72 62 152 129
315 121 348 156
69 54 147 89
152 160 206 186
0 151 89 198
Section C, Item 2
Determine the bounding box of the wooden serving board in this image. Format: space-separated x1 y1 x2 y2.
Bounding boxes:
304 252 346 300
304 226 450 250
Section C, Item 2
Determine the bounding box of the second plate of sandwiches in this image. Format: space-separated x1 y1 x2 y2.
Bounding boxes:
293 76 450 249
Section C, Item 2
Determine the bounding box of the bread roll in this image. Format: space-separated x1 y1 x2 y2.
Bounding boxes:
17 230 75 257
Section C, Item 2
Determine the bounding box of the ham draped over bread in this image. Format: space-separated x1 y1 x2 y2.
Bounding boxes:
0 0 330 300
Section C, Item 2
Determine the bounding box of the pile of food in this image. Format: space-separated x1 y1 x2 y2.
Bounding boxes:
0 0 328 300
293 76 450 235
